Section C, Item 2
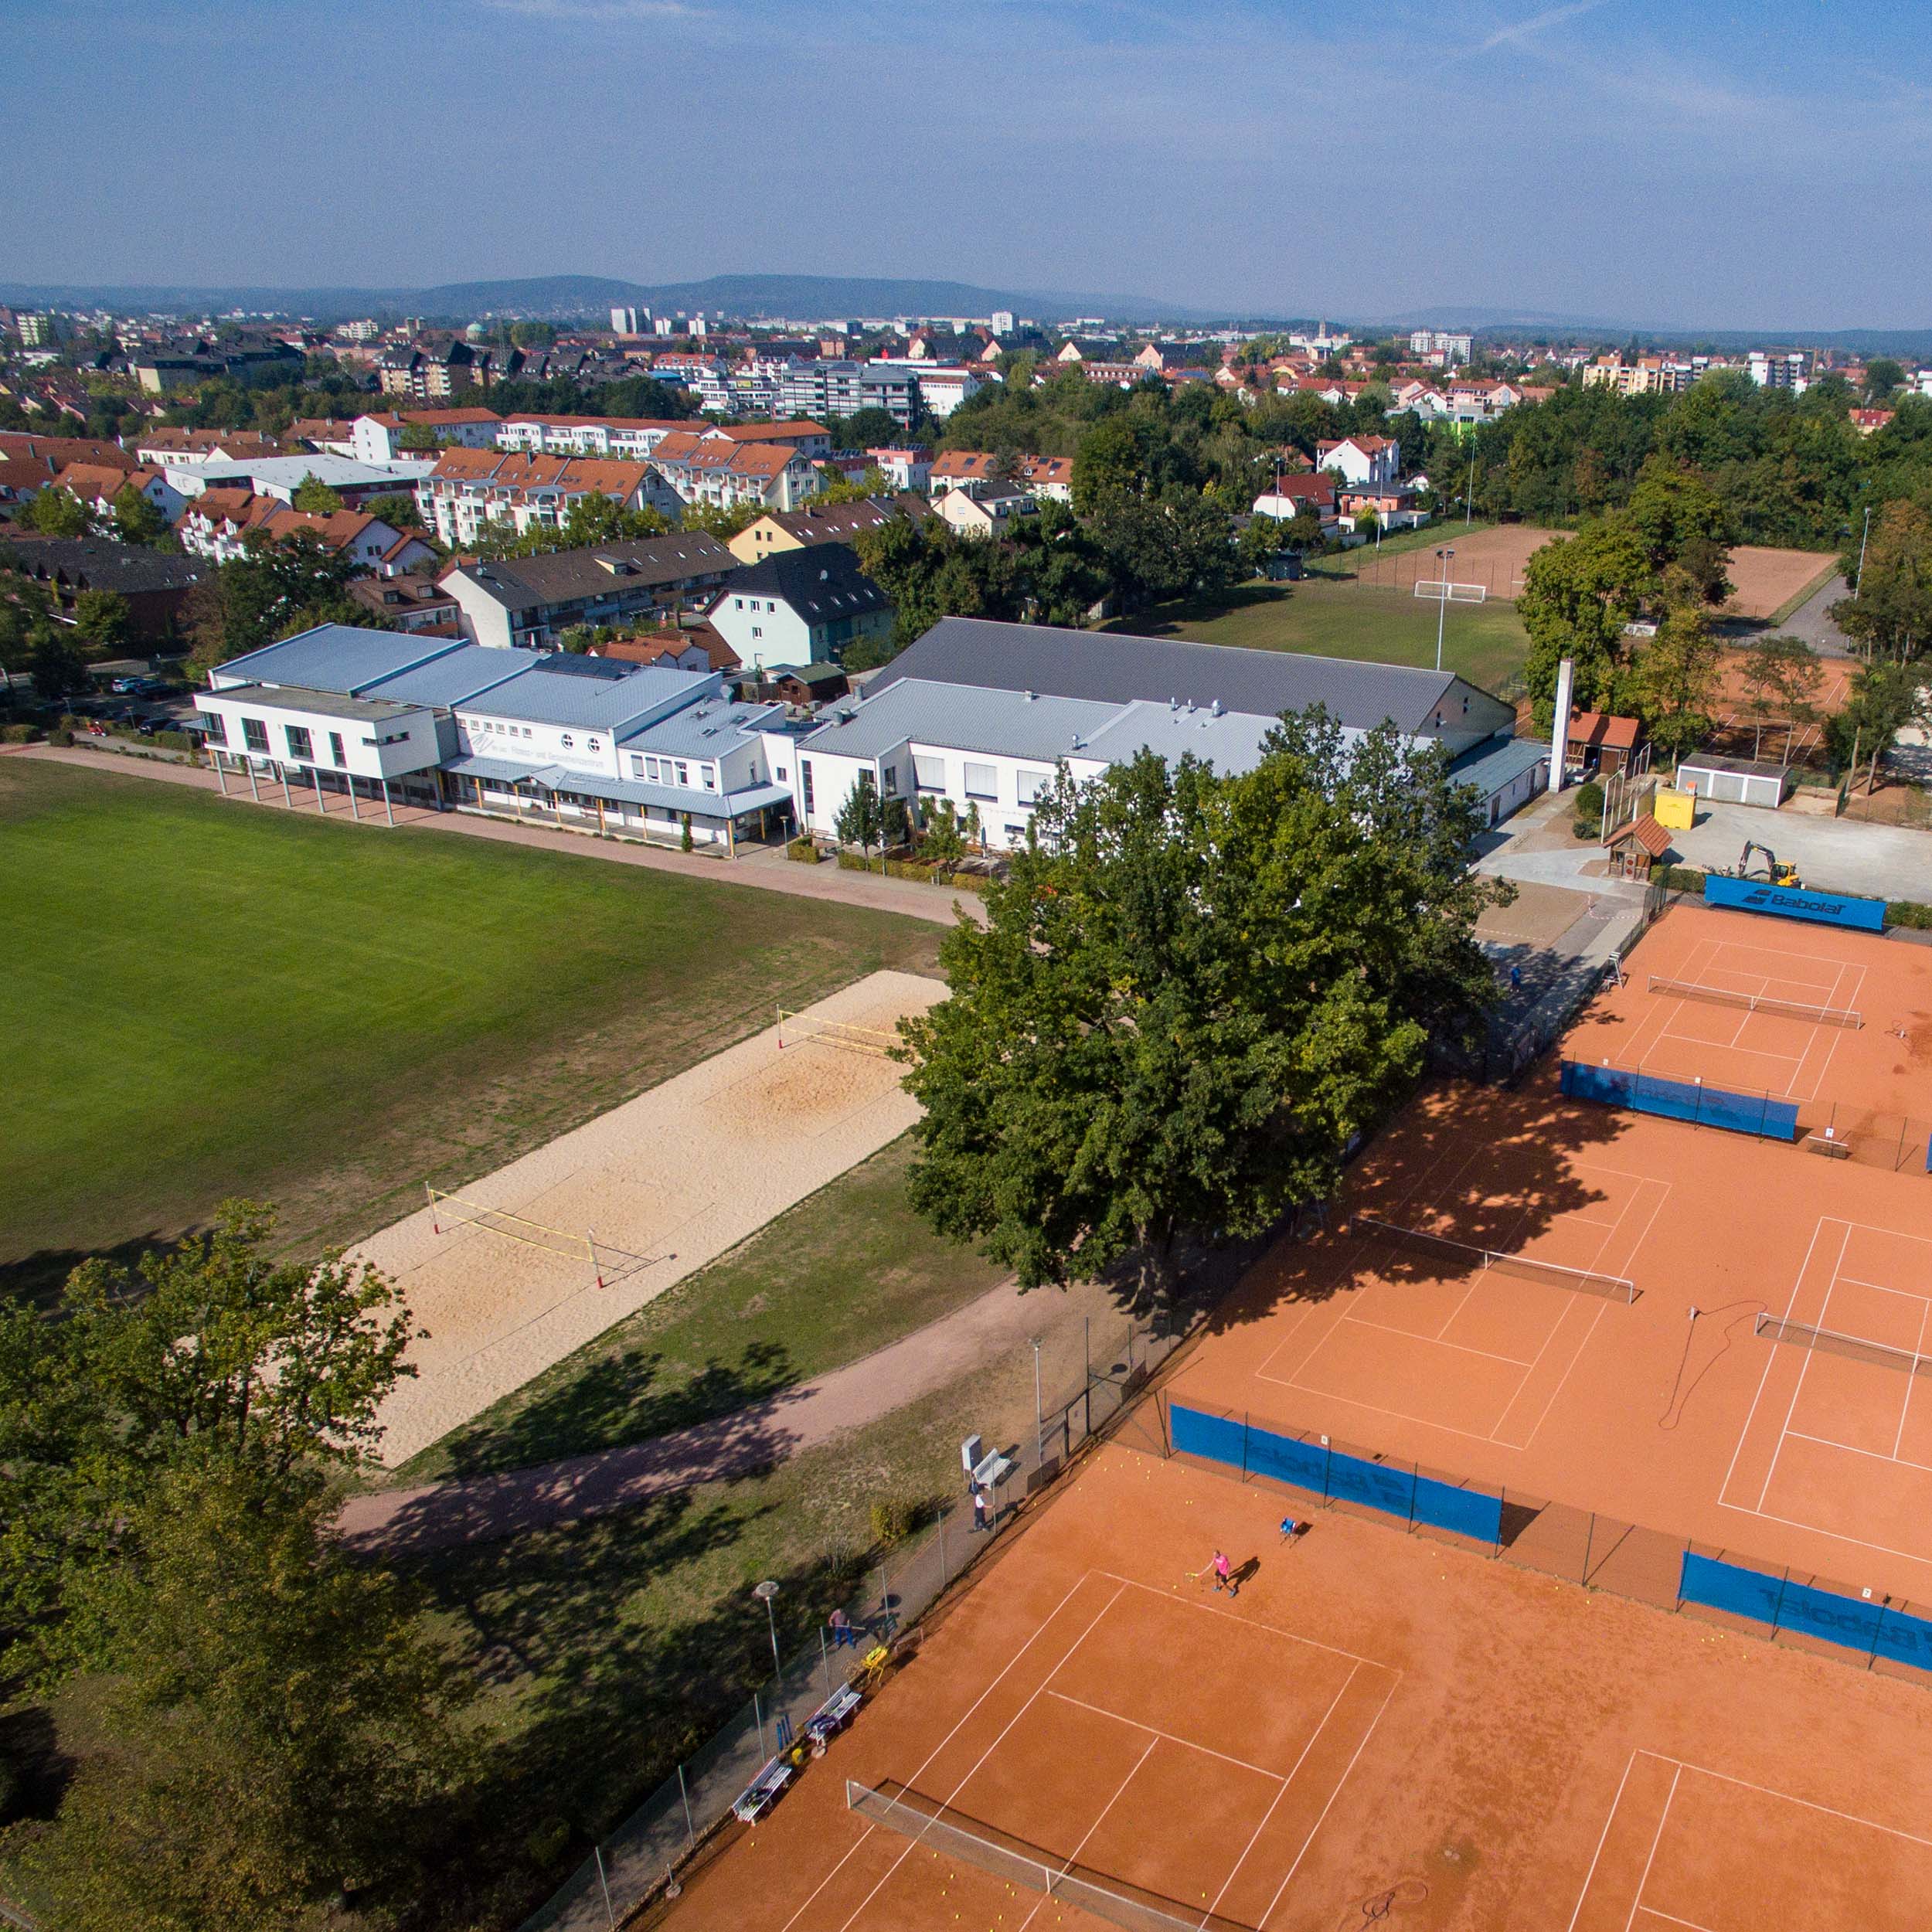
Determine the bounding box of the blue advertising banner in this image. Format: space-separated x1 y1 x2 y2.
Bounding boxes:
1703 875 1886 932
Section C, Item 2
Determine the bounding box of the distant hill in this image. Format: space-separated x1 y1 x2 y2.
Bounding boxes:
0 271 1253 328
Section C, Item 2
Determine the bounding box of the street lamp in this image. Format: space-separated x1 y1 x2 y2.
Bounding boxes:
1030 1337 1043 1468
1434 547 1456 673
753 1579 782 1682
1854 504 1872 597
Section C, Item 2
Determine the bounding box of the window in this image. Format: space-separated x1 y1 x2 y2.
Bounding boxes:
734 597 744 609
963 761 998 801
629 754 645 779
561 733 574 749
702 765 716 791
775 765 787 782
1015 767 1053 806
242 717 268 753
801 759 815 814
751 626 762 639
881 764 899 795
329 732 346 768
284 724 313 762
199 711 227 746
675 761 689 786
913 754 946 791
587 737 600 752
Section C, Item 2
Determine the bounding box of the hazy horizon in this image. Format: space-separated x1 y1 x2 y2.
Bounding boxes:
9 0 1931 333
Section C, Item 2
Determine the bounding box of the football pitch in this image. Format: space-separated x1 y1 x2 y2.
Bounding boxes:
0 758 940 1295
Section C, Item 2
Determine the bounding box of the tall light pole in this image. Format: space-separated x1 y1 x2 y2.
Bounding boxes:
753 1580 782 1682
1434 547 1455 673
1031 1337 1043 1467
1854 504 1872 597
1464 447 1477 527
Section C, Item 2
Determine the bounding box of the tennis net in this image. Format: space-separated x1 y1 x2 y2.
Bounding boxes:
1355 1214 1638 1304
1647 975 1863 1030
846 1781 1257 1932
1755 1311 1932 1379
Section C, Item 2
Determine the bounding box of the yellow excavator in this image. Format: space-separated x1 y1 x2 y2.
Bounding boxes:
1736 841 1801 889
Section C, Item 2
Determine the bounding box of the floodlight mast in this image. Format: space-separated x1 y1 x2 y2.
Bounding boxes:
1434 547 1455 672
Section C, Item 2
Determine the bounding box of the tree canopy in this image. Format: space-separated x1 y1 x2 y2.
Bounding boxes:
897 714 1511 1296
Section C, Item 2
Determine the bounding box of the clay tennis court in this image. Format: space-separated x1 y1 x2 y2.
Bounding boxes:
358 971 940 1466
665 1447 1932 1932
1719 546 1838 622
1349 523 1560 600
1706 647 1854 764
1165 902 1932 1609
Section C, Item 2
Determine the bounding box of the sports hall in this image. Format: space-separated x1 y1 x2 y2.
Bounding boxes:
659 894 1932 1932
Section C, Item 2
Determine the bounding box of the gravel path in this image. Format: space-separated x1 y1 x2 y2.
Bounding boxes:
337 1274 1097 1557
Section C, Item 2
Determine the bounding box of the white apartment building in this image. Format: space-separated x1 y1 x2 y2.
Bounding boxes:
492 415 689 461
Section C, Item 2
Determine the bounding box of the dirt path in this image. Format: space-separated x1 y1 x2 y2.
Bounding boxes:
16 745 983 928
338 1274 1110 1557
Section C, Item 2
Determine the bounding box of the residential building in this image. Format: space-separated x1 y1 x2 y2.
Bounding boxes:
611 305 647 335
790 616 1536 848
775 360 921 428
1314 437 1400 487
705 543 894 668
1338 481 1427 531
701 420 833 459
178 491 435 572
1252 475 1338 529
0 535 207 641
645 431 821 514
727 493 930 565
934 483 1037 539
594 622 740 675
132 427 281 468
0 430 134 474
862 359 985 417
1408 329 1474 363
51 462 185 525
349 409 502 463
416 451 680 548
492 414 689 461
441 532 738 651
1851 408 1895 436
1582 355 1686 397
928 451 1074 503
346 572 462 634
1748 351 1811 390
866 447 933 492
165 453 437 510
378 342 481 400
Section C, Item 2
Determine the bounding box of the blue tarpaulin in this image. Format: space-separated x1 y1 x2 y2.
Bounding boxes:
1679 1552 1932 1671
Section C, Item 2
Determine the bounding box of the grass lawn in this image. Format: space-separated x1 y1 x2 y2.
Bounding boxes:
391 1133 1007 1485
0 759 942 1300
1108 573 1532 699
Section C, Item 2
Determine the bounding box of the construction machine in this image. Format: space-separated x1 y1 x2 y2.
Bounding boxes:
1736 841 1801 889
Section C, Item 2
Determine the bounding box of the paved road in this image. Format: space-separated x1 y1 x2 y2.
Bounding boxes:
17 744 985 928
1668 800 1932 901
1774 571 1855 657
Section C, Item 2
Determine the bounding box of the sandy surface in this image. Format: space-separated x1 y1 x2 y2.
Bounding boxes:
1722 546 1838 621
361 971 944 1466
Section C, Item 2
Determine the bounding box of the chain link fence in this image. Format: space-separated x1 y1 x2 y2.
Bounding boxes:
519 1311 1196 1932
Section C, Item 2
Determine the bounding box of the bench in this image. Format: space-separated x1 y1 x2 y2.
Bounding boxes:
1803 1134 1852 1161
806 1682 862 1755
731 1755 794 1825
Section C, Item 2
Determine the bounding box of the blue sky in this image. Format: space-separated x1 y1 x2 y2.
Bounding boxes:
7 0 1930 328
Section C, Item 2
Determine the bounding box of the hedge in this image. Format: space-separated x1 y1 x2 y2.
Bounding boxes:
1649 864 1708 893
835 850 992 892
1886 900 1932 930
785 837 821 865
0 723 40 744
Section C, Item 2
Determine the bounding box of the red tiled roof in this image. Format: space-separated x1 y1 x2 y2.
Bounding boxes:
1566 711 1641 751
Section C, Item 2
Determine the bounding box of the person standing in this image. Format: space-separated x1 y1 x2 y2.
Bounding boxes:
1210 1549 1233 1593
971 1487 990 1535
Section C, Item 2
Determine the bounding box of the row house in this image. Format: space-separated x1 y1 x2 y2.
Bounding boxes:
927 451 1074 503
645 432 821 513
492 413 690 461
349 408 502 464
51 461 185 524
132 427 280 467
415 451 680 547
179 488 435 572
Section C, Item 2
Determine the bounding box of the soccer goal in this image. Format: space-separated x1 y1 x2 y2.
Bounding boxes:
425 1185 611 1282
1413 578 1488 605
774 1009 899 1058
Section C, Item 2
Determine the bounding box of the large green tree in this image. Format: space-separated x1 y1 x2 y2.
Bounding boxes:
1626 605 1724 760
1516 517 1651 717
1834 499 1932 662
898 715 1510 1294
183 530 367 676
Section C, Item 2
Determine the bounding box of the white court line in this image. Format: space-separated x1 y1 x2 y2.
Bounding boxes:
1638 1910 1719 1931
1897 1298 1930 1461
1045 1691 1287 1784
1842 1275 1931 1299
1251 1366 1524 1446
1754 1223 1855 1512
1784 1429 1932 1477
1341 1308 1539 1369
1096 1572 1393 1672
1790 959 1864 1102
1649 1750 1932 1845
1012 1734 1158 1932
1505 1177 1672 1451
1563 1753 1641 1932
1624 1764 1682 1932
775 1571 1108 1932
1253 1672 1400 1929
1199 1662 1361 1926
1714 1494 1932 1570
830 1583 1131 1932
1717 1216 1838 1506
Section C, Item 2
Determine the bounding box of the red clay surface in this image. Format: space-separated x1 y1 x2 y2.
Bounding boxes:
1351 525 1558 600
1707 648 1855 764
666 1447 1932 1931
1719 546 1838 623
1168 903 1932 1611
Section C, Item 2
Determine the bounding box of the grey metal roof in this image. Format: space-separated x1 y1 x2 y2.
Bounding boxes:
210 625 466 696
526 766 794 816
445 753 538 784
804 678 1120 763
360 645 549 709
715 543 890 621
187 455 434 492
617 697 784 757
202 682 419 724
1075 701 1282 774
455 662 713 730
1448 734 1549 800
869 617 1508 737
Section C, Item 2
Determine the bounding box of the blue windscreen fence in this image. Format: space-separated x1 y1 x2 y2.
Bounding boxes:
1168 1403 1503 1545
1679 1552 1932 1672
1560 1060 1800 1141
1703 874 1887 933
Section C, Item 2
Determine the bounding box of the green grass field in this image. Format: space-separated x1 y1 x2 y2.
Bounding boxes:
1108 571 1532 699
0 760 941 1298
393 1133 1005 1485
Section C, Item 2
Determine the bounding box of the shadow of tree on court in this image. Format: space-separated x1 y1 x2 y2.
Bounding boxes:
427 1338 801 1481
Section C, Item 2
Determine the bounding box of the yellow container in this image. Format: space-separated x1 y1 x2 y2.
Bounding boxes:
1653 786 1695 830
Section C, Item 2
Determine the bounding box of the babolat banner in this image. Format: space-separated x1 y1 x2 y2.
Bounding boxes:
1704 875 1886 932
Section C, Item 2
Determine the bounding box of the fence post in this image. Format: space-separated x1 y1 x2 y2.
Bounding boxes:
1240 1412 1250 1481
1770 1566 1793 1641
594 1845 617 1931
679 1762 695 1845
820 1625 832 1696
1582 1512 1596 1588
755 1689 766 1764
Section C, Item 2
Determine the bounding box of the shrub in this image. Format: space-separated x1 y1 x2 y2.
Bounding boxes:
1649 863 1707 893
1571 779 1605 835
48 726 73 747
0 723 39 744
1886 900 1932 930
785 836 821 865
153 729 192 753
869 1497 922 1547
